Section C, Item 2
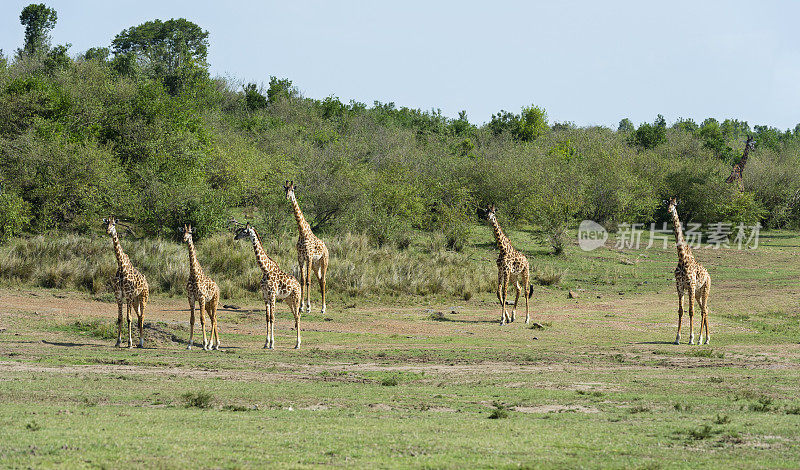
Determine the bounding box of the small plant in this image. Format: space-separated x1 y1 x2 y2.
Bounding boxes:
713 414 731 424
381 376 399 387
488 401 510 419
749 396 774 412
688 424 719 440
577 390 604 398
222 404 250 412
629 405 650 414
709 377 724 383
687 349 714 358
785 406 800 415
25 421 41 431
673 403 692 412
182 391 214 409
534 267 563 286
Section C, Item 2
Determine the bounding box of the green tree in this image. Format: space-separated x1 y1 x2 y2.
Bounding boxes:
617 118 634 133
513 104 548 142
82 47 110 62
267 76 298 104
19 3 57 56
488 110 517 136
0 185 32 243
111 18 209 94
632 116 667 149
673 117 698 133
243 83 267 110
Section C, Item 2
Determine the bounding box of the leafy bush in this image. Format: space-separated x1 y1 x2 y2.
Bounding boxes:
0 190 31 243
182 391 214 409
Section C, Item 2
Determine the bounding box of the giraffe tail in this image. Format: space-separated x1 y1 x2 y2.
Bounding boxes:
528 284 535 298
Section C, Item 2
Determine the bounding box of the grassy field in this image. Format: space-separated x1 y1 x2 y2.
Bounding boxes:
1 228 799 468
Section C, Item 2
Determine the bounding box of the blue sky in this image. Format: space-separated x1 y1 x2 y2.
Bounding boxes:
2 1 798 129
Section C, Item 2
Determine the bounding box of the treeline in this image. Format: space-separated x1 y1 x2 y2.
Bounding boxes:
1 5 800 249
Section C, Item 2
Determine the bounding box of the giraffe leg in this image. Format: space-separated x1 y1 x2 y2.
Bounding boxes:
498 271 511 325
511 277 521 323
198 298 208 351
265 291 276 349
126 302 133 348
187 296 196 350
210 299 220 350
687 285 696 345
699 281 711 344
305 256 313 314
292 292 302 349
263 302 271 349
675 290 684 345
139 292 147 348
523 268 531 324
115 301 123 347
136 299 144 348
298 257 307 314
317 257 327 315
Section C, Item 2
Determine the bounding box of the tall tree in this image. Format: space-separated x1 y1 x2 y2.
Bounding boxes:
111 18 209 94
19 3 57 55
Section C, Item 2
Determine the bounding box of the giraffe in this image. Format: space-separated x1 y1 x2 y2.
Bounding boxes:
483 205 534 325
725 136 756 187
234 222 303 349
284 181 329 314
667 198 711 345
104 217 149 348
181 224 221 351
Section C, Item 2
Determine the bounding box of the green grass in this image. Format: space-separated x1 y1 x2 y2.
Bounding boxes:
1 230 800 467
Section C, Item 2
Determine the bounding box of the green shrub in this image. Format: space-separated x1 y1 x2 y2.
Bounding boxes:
182 391 214 409
0 190 31 243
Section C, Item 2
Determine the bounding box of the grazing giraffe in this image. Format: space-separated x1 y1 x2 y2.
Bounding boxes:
234 222 302 349
667 198 711 345
104 217 149 348
181 224 221 351
284 181 329 314
725 136 755 187
483 205 534 325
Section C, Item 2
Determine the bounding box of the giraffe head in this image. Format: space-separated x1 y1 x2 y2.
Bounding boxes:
103 216 117 237
234 222 255 241
283 180 297 202
484 204 498 223
745 135 755 152
667 198 678 216
180 224 195 243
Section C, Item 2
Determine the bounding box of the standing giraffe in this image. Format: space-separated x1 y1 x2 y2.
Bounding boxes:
104 217 149 348
284 181 329 314
725 136 756 187
667 198 711 345
234 222 302 349
181 224 221 351
483 205 534 325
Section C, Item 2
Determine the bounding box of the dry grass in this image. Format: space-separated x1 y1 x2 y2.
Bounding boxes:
0 231 497 300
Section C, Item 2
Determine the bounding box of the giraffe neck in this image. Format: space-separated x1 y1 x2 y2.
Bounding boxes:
290 195 314 240
670 209 694 265
249 230 278 274
489 217 512 254
186 238 204 280
110 232 131 271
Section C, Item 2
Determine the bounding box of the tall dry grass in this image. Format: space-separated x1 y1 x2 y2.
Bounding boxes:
0 231 498 301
